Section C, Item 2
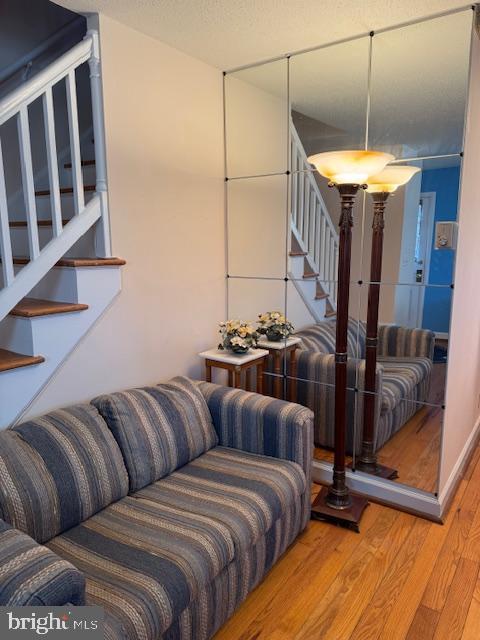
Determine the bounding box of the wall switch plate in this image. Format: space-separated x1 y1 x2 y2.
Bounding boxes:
435 221 458 249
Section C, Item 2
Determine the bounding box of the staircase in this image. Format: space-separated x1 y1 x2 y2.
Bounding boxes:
289 122 338 322
0 30 125 428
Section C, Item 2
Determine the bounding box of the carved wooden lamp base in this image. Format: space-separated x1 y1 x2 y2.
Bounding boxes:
311 487 369 533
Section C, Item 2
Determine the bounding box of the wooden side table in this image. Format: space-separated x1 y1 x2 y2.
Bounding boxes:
199 348 269 393
257 337 302 402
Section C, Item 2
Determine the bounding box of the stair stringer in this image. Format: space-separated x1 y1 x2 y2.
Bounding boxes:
0 264 122 428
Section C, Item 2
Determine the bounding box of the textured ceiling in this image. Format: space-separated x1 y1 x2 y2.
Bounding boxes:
53 0 472 70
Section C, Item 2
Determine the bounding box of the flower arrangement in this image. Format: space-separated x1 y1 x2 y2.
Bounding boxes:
218 320 259 354
257 311 294 342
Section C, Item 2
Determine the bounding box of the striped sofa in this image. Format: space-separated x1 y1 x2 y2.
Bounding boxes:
0 376 313 640
294 319 435 454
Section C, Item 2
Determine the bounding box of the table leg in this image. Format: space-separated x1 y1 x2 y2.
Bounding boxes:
228 370 233 387
257 360 264 394
234 366 242 389
289 347 298 402
273 351 282 399
205 361 212 383
245 367 252 392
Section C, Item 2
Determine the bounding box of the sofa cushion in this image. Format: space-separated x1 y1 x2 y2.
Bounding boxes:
135 446 306 554
46 492 236 637
296 318 365 358
380 357 432 414
0 405 129 543
92 377 218 492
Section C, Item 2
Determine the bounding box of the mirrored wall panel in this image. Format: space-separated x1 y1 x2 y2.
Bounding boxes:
225 59 288 178
223 8 473 500
228 175 288 278
369 10 472 159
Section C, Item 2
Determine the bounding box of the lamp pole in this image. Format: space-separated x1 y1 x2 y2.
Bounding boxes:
356 191 398 478
311 183 369 529
355 166 419 478
307 150 394 532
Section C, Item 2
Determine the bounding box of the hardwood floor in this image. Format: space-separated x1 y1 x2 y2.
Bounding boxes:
214 444 480 640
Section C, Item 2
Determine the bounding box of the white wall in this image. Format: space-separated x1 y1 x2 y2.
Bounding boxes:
25 14 225 414
439 30 480 498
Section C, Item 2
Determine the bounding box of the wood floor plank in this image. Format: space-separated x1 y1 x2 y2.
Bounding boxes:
295 511 418 640
350 517 431 640
462 575 480 640
421 458 480 611
406 605 440 640
433 557 479 640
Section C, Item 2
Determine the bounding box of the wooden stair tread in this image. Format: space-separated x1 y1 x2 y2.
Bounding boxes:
35 185 96 197
325 310 336 318
289 251 308 257
303 272 319 279
64 160 95 168
56 257 126 267
9 219 70 228
315 293 329 300
10 298 88 318
0 348 44 373
7 257 126 267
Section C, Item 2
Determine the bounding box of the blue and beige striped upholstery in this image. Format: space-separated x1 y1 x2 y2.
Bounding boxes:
48 458 305 640
378 325 435 359
0 520 85 606
295 318 366 358
0 405 129 543
93 377 218 492
379 357 433 413
0 379 313 639
136 446 306 554
293 321 434 454
198 382 313 529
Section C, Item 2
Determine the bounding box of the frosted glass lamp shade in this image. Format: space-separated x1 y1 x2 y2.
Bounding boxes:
366 166 421 193
307 150 394 185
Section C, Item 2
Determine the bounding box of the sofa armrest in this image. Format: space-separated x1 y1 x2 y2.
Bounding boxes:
295 350 384 453
197 382 313 478
0 520 85 606
378 325 435 359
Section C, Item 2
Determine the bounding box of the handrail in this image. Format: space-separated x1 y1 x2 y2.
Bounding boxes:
0 16 85 87
0 37 92 126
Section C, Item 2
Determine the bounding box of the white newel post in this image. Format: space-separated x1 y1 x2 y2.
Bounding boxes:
87 30 112 258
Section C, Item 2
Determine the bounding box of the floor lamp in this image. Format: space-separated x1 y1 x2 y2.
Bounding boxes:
307 150 394 531
356 166 421 478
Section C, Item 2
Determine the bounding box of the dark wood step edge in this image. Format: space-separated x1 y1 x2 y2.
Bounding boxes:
10 299 89 318
0 349 45 373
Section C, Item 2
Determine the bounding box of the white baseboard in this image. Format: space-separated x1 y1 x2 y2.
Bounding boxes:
438 414 480 511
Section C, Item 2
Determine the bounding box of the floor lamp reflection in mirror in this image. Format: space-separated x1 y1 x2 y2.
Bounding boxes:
355 165 421 479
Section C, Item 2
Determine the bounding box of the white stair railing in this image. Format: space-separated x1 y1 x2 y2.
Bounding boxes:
290 122 339 308
0 30 111 323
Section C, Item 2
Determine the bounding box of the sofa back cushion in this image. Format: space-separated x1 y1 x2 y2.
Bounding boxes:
0 405 129 543
92 376 218 492
296 319 365 357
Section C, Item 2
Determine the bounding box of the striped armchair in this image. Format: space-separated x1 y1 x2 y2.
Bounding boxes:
294 319 435 454
0 377 313 640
